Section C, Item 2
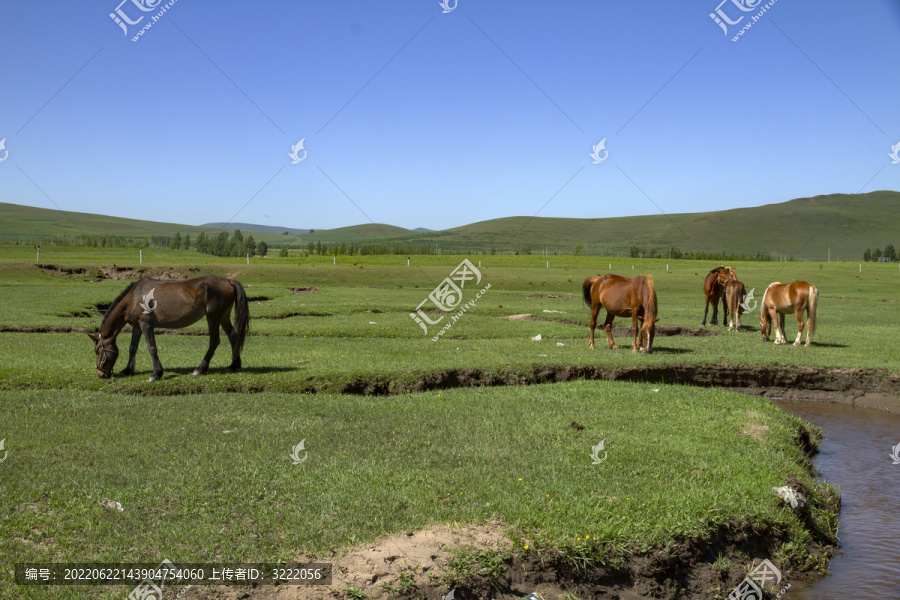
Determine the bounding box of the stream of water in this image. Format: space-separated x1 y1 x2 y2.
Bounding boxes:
773 400 900 598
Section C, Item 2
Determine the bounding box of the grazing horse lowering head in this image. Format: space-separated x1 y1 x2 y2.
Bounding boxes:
758 312 772 341
89 333 119 378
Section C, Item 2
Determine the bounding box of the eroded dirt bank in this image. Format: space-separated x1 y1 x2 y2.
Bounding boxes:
179 508 836 600
328 364 900 414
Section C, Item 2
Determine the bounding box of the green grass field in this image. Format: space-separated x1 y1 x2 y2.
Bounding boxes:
2 247 895 599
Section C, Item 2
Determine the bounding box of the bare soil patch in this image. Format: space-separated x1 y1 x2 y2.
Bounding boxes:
178 517 833 600
291 287 318 295
37 264 199 280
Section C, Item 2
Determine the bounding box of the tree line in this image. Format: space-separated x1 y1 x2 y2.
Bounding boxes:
863 244 895 262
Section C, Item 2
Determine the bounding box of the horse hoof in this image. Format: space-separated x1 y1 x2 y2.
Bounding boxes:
147 375 160 383
192 369 202 376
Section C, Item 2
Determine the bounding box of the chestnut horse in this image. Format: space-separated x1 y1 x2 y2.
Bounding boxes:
725 279 746 331
759 281 818 346
701 266 735 326
89 276 249 382
583 274 658 353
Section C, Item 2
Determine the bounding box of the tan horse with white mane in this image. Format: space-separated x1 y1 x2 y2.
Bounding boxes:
583 274 658 353
759 281 818 346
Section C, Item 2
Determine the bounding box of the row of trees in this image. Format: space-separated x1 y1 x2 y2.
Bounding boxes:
195 230 268 257
628 246 774 261
863 245 895 262
278 241 438 256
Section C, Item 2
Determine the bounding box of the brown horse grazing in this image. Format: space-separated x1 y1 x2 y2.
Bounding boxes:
583 274 658 353
759 281 818 346
724 279 746 331
89 276 249 382
701 266 735 326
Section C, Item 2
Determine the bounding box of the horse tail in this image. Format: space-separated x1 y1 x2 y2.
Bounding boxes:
230 279 250 355
642 274 657 319
583 276 601 309
807 284 818 337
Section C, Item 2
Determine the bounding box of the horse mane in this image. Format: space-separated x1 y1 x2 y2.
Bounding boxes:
759 282 781 323
708 266 725 275
100 281 138 331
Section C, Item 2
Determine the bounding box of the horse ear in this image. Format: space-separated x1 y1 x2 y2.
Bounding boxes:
88 333 100 342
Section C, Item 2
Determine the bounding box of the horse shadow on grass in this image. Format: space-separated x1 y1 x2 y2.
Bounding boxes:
126 366 300 378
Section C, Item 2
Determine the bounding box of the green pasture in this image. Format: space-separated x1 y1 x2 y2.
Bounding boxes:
1 247 895 598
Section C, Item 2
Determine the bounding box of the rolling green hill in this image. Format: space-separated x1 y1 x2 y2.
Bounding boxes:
379 191 899 261
0 203 225 242
2 191 897 261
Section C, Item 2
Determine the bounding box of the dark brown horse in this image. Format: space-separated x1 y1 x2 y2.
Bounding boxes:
89 276 249 382
759 281 818 346
701 266 735 326
582 274 658 353
724 279 746 331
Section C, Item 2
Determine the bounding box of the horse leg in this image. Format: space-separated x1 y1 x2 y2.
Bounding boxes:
631 312 640 353
727 295 734 331
221 316 241 372
702 295 710 326
774 313 786 344
140 322 163 382
793 309 804 347
193 314 221 376
604 313 618 350
711 293 720 326
118 327 142 376
589 303 600 349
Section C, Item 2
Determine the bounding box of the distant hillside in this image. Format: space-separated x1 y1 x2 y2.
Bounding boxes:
374 191 900 261
202 222 310 235
0 202 223 241
2 191 897 261
413 227 435 233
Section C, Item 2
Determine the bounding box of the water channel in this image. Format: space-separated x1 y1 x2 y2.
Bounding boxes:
773 400 900 598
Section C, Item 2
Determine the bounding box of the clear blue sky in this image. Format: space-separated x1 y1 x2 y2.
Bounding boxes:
2 1 899 231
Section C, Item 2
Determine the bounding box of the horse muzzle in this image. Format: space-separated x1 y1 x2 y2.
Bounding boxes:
97 369 113 378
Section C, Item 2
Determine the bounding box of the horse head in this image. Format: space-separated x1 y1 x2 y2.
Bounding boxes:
718 266 736 285
88 333 119 378
758 312 771 341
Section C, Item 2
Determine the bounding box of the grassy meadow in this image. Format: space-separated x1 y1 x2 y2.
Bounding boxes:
1 246 897 598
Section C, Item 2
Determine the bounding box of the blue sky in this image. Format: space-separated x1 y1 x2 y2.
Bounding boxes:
2 1 899 231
